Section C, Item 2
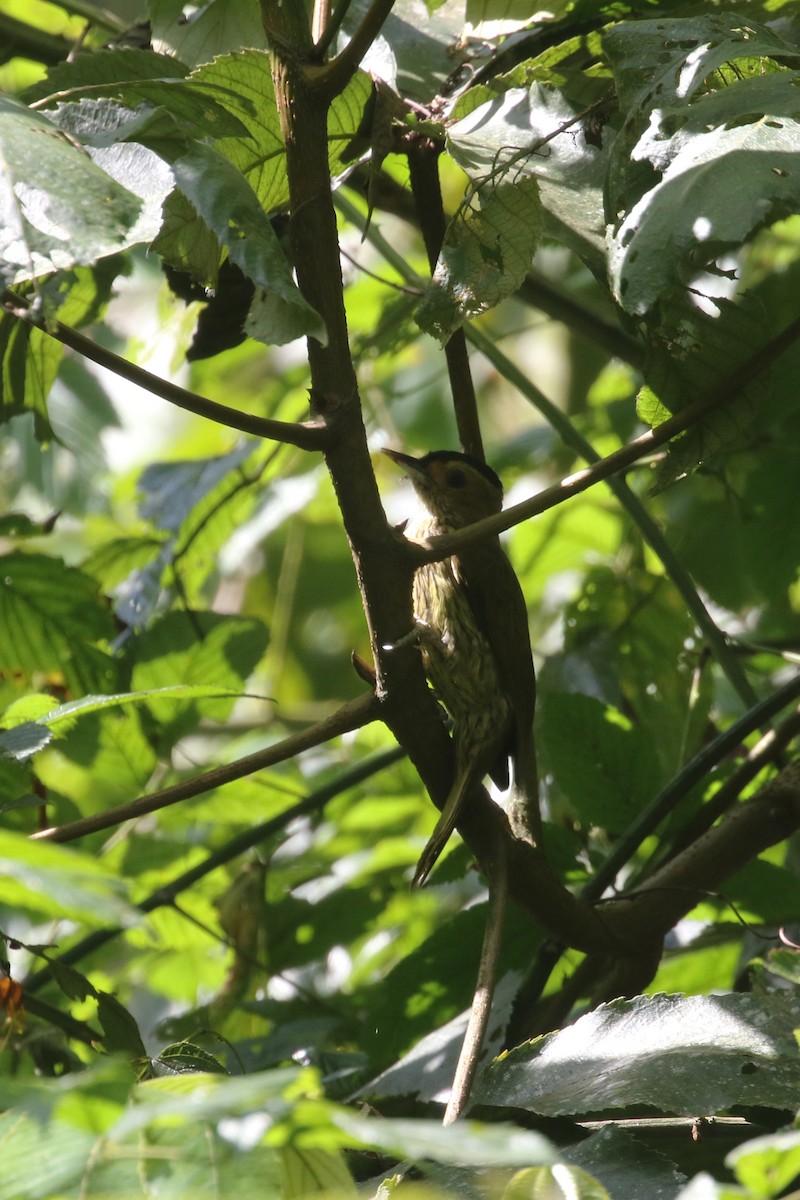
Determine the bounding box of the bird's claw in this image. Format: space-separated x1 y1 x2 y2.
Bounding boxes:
382 618 432 653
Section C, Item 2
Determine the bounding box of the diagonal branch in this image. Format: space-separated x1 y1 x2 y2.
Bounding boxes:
2 291 328 450
316 0 396 91
32 691 379 843
423 309 800 559
24 743 405 995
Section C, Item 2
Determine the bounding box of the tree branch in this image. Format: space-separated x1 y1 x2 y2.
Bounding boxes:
268 18 461 849
32 692 379 843
2 292 328 450
615 759 800 940
317 0 396 91
406 136 484 459
24 743 405 995
422 309 800 559
583 672 800 903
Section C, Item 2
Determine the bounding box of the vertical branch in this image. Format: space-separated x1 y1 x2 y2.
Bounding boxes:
406 138 484 460
261 2 458 811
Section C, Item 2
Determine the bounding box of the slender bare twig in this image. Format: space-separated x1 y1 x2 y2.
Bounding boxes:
32 691 379 843
443 827 508 1124
24 743 405 994
2 291 328 450
423 309 800 559
318 0 396 91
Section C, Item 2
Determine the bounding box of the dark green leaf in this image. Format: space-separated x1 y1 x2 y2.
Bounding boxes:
0 552 116 694
475 994 800 1116
0 95 142 287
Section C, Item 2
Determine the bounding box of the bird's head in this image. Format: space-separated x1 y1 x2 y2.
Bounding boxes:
383 448 503 528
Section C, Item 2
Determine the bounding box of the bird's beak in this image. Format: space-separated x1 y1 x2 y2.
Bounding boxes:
382 448 422 474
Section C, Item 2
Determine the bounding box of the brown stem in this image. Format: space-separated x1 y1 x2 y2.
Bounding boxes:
610 760 800 944
267 21 461 833
416 310 800 563
2 291 327 450
407 137 484 459
32 692 379 843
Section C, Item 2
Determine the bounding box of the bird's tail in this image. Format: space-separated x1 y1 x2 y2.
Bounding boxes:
508 730 540 846
412 765 474 887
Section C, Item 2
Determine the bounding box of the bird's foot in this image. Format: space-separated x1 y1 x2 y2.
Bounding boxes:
382 618 432 652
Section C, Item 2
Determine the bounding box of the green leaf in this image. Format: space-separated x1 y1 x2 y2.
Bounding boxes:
169 140 325 345
130 611 269 733
187 50 372 214
0 829 137 927
97 992 147 1056
0 512 51 538
113 1067 303 1137
125 442 264 616
604 15 800 314
475 994 800 1117
563 1126 688 1200
280 1147 358 1197
727 1129 800 1198
0 1110 98 1200
638 297 771 487
37 705 158 812
0 722 51 760
150 0 267 67
152 1042 228 1074
448 82 608 274
48 76 248 143
604 14 800 120
331 1110 556 1167
83 534 168 592
539 693 662 830
0 311 61 439
138 442 257 533
44 98 179 246
417 178 542 342
0 684 249 761
0 95 141 286
150 187 221 282
26 48 189 104
0 552 116 694
610 110 800 315
504 1164 610 1200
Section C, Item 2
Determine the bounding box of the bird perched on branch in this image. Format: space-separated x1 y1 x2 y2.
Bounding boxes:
383 448 539 885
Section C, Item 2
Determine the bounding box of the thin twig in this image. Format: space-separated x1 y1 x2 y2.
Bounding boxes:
24 743 407 995
2 291 328 450
318 0 396 92
443 830 508 1124
32 692 379 843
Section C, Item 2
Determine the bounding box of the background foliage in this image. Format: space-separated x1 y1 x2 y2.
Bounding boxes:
1 0 800 1197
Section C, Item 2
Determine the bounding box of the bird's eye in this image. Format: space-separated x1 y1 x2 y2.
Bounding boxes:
446 469 466 488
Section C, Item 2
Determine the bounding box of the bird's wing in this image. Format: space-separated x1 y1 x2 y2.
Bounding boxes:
456 540 540 841
455 540 535 731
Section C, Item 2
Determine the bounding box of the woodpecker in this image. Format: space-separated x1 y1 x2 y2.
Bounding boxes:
383 448 539 884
